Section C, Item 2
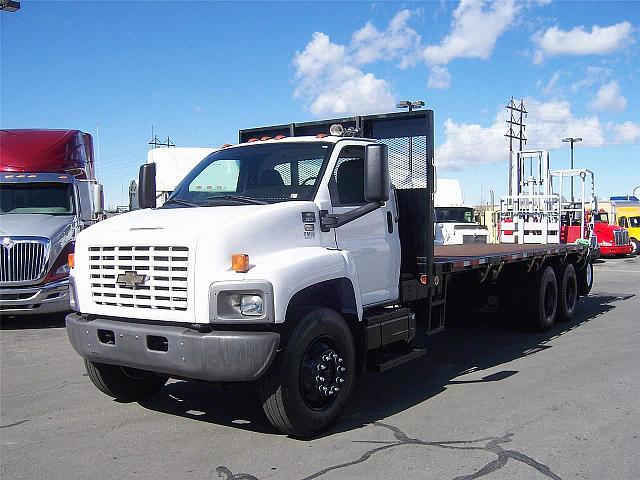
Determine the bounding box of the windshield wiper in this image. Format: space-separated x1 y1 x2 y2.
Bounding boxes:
163 198 200 208
205 194 268 205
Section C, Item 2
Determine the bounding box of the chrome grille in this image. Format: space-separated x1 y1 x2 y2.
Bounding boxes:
89 245 189 311
0 239 49 283
613 230 629 246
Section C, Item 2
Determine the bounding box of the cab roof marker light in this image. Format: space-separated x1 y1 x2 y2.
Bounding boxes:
231 254 250 273
17 174 25 178
222 143 233 148
316 133 328 139
247 138 259 143
274 135 287 140
260 136 272 141
27 174 36 178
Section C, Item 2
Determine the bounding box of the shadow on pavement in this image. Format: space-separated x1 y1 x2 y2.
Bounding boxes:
0 313 67 330
137 292 632 437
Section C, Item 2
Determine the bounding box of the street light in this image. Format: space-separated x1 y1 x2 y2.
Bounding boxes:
0 0 20 12
562 137 582 202
397 100 425 183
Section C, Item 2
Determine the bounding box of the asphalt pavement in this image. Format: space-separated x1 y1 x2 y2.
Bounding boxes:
1 255 639 480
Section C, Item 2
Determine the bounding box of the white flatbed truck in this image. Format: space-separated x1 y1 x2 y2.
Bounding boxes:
66 111 593 437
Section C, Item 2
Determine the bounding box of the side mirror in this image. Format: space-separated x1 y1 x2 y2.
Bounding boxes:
139 163 157 209
92 183 104 214
364 144 389 203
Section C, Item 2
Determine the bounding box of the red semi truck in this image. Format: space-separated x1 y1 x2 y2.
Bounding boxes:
0 129 104 315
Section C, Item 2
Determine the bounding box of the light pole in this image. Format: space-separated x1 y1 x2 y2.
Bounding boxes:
397 100 425 182
562 137 582 202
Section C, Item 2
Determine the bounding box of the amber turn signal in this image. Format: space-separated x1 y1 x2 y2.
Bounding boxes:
231 254 250 273
68 253 75 269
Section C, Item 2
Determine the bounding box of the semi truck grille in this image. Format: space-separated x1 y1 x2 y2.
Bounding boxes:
88 245 189 311
0 239 49 283
613 230 629 246
463 235 487 244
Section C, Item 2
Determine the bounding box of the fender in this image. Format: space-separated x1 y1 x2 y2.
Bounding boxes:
244 246 363 324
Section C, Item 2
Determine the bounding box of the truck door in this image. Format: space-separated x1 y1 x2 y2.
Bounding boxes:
329 144 400 306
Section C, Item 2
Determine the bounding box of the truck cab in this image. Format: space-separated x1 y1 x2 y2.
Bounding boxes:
0 129 103 315
610 197 640 254
588 210 633 257
434 179 488 245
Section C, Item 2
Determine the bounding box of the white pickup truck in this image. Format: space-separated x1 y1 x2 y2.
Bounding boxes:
66 111 592 437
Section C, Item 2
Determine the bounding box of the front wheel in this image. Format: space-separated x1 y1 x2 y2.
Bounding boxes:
259 308 355 438
85 360 168 401
631 238 640 255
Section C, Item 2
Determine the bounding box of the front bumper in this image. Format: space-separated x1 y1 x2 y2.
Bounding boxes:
0 278 70 315
66 314 280 382
600 244 634 256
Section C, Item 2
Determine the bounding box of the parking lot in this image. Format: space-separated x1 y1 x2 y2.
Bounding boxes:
1 255 638 480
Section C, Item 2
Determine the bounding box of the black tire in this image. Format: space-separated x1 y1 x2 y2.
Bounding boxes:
526 265 557 332
631 238 640 255
259 308 355 438
85 360 168 401
557 264 578 323
577 260 594 296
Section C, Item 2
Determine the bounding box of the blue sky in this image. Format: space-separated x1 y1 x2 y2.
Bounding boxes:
2 1 639 208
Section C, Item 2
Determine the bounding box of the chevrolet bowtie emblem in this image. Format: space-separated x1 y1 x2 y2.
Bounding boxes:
116 270 148 289
1 237 14 250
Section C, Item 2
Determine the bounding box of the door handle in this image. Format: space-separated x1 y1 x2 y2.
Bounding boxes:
387 211 394 234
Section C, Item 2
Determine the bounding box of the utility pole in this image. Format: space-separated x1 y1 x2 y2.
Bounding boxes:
505 98 527 196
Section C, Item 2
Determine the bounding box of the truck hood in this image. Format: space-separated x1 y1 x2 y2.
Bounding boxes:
0 214 75 241
84 204 266 235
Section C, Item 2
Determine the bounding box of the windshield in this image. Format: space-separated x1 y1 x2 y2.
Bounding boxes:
0 182 75 215
435 207 475 223
164 142 331 207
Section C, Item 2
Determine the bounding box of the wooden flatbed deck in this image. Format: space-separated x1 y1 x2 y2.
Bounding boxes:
432 243 586 273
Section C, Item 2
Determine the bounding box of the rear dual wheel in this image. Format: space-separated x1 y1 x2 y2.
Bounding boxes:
526 265 558 332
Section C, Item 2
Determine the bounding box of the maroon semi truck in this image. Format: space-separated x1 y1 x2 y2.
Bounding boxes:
0 129 104 316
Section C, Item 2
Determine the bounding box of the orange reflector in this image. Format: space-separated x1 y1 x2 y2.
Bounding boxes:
247 138 259 143
274 135 286 140
68 253 75 269
222 143 233 148
420 275 428 285
231 254 250 273
260 136 272 141
316 133 328 138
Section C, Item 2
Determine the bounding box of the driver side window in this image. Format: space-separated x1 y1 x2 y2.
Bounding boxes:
329 146 365 206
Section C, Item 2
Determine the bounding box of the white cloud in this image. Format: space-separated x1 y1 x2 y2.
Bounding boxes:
533 21 633 64
423 0 518 65
570 66 612 92
541 71 561 96
293 32 396 117
436 98 611 170
588 80 627 112
608 121 640 144
427 66 452 89
351 9 422 68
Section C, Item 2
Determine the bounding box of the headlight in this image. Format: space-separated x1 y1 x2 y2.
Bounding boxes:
210 281 274 323
241 295 263 316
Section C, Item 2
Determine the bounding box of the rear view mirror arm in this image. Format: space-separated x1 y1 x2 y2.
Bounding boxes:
320 202 383 230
